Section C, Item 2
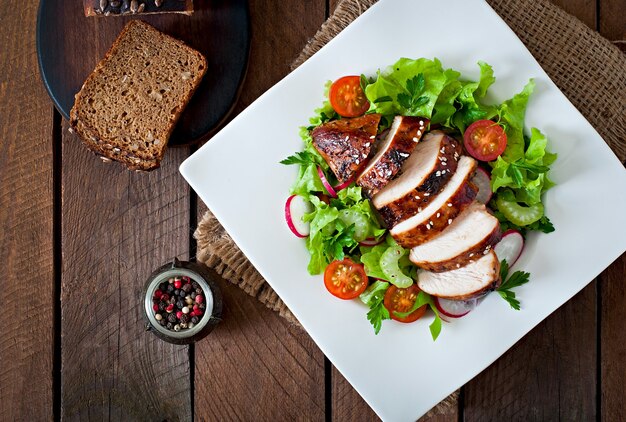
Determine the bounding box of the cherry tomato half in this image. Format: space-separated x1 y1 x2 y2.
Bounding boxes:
463 119 508 162
324 258 368 300
329 76 370 117
384 284 427 323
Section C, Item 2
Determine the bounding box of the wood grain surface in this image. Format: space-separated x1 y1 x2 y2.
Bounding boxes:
601 254 626 422
61 121 192 419
193 1 328 420
0 1 55 421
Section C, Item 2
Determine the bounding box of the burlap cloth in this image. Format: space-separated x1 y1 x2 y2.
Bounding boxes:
195 0 625 417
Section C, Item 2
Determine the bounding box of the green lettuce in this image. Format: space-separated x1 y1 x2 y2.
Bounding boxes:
365 58 460 120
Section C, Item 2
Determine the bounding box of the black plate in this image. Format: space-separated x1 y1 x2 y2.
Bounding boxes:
37 0 250 146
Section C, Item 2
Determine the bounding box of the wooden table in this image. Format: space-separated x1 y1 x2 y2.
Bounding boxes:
2 0 624 420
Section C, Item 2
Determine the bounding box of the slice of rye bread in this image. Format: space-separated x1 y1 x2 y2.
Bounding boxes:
69 20 207 171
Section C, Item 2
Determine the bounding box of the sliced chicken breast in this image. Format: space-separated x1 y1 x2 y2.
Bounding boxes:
356 116 429 197
311 114 381 183
417 250 501 300
409 202 501 272
390 156 477 247
373 131 462 227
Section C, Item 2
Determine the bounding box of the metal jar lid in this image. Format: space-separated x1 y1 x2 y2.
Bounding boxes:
143 258 223 344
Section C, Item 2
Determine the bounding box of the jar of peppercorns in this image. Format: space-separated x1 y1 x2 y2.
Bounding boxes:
143 258 222 344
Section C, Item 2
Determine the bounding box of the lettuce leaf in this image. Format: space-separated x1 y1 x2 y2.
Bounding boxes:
365 58 460 119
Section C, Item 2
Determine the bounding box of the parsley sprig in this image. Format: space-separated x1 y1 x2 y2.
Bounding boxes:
360 280 391 335
396 73 429 113
280 151 320 166
497 260 530 310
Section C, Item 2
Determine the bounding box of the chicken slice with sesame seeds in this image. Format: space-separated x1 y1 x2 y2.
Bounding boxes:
390 156 478 247
311 114 381 183
373 131 462 227
409 202 501 272
417 250 501 300
356 115 430 197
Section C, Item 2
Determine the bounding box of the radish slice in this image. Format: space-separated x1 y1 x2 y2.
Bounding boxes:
472 167 492 204
359 236 386 247
317 166 337 198
285 195 313 238
434 296 477 319
494 229 524 266
334 176 355 192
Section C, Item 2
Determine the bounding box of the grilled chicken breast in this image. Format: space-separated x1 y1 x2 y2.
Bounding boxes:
409 202 501 272
417 250 501 300
311 114 381 183
390 156 478 247
356 116 429 197
373 131 462 227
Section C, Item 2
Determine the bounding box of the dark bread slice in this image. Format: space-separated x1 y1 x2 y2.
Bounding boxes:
69 20 206 170
84 0 194 17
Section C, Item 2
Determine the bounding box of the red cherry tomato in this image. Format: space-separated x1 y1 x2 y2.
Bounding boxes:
323 258 368 300
463 120 508 162
384 284 427 323
329 76 370 117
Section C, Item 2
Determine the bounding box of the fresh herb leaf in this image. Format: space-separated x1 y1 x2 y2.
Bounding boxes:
393 291 443 341
497 259 530 310
280 151 320 166
360 281 391 335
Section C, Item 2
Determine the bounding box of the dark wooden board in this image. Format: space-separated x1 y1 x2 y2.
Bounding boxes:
193 2 328 418
37 0 250 145
0 2 55 420
195 274 326 421
60 120 192 419
601 254 626 422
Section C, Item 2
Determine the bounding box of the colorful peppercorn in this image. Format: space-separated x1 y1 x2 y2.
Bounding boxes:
152 275 207 333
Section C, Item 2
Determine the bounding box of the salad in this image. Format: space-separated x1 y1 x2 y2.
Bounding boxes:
281 58 556 339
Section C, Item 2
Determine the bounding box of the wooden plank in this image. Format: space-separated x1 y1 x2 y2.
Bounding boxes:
599 0 626 41
194 270 325 420
551 0 597 30
601 253 626 422
193 1 327 419
61 121 192 419
0 1 55 420
464 283 597 420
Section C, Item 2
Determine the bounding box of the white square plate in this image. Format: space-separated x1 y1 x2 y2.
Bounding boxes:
180 0 626 420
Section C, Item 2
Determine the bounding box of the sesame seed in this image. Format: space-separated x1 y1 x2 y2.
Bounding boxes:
469 253 474 257
424 192 430 197
355 159 360 165
399 152 409 158
414 195 420 200
448 218 452 225
419 120 424 125
345 136 349 141
412 137 419 142
440 148 445 153
448 203 453 207
483 249 489 255
436 171 441 177
442 162 447 166
365 142 370 147
426 224 431 230
370 135 375 139
418 207 423 212
436 213 440 218
456 264 461 268
417 130 422 136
